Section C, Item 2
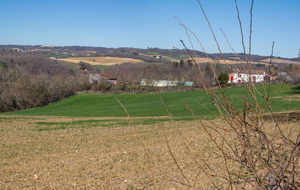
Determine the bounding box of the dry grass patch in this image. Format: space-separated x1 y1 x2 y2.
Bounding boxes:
58 57 144 66
271 93 300 102
191 57 264 65
260 58 299 64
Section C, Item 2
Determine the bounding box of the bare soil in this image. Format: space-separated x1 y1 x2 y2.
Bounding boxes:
1 116 222 189
2 115 298 189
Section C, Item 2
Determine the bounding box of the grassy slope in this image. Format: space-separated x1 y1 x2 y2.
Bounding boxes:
3 84 300 117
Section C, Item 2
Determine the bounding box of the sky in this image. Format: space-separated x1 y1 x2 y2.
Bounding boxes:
0 0 299 58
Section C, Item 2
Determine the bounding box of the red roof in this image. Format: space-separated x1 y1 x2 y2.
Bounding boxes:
99 73 117 80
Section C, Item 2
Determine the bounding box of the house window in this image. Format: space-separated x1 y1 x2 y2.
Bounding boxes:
238 74 241 77
238 80 241 83
230 76 233 81
252 76 256 81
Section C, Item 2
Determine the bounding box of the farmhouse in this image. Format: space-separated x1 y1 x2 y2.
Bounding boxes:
89 73 117 84
228 70 266 83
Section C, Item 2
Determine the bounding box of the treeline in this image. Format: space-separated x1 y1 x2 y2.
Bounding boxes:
104 61 232 92
0 50 90 113
103 60 298 92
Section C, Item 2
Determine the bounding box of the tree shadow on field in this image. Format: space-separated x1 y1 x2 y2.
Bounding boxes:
291 86 300 94
263 111 300 122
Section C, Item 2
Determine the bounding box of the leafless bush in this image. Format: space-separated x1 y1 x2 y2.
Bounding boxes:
150 0 300 189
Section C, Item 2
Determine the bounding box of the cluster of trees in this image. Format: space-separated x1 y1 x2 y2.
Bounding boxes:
104 60 232 92
289 64 300 82
0 50 91 113
103 59 300 92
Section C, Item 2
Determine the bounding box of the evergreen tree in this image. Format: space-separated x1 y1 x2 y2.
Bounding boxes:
218 72 229 86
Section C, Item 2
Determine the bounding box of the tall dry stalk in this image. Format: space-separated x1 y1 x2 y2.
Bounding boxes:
115 0 299 189
161 0 300 189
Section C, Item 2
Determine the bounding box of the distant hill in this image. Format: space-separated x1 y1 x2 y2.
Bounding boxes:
1 45 298 66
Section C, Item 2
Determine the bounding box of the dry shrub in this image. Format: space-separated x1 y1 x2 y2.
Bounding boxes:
143 0 300 189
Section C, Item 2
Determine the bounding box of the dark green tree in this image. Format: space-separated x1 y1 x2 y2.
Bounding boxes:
187 59 193 66
0 61 8 68
179 60 184 67
217 72 229 86
173 61 179 68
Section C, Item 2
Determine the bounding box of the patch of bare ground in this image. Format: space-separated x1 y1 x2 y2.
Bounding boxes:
263 111 300 122
1 115 299 189
0 116 216 189
272 94 300 102
285 97 300 102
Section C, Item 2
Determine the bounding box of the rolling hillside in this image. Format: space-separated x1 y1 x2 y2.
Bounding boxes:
4 84 300 118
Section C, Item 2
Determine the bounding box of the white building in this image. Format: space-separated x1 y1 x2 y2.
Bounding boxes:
89 73 117 84
228 70 266 83
140 79 193 87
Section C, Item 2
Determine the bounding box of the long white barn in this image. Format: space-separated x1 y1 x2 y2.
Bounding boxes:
140 79 193 87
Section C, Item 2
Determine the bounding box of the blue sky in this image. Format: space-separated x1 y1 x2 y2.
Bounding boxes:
0 0 299 58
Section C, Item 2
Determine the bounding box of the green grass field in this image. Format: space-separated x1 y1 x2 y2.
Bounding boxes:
94 65 109 70
3 84 300 118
